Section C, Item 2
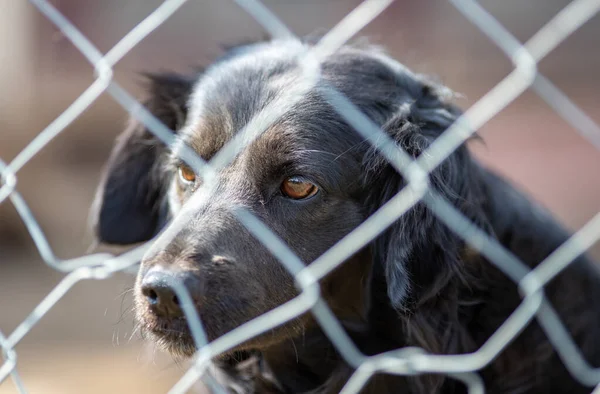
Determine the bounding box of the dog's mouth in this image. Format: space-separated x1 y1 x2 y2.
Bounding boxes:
143 317 198 358
141 315 260 362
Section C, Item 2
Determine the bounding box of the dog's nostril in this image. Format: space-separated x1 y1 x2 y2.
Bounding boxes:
140 268 200 319
147 289 159 303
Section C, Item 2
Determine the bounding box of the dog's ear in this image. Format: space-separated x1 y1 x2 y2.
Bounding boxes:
364 78 491 393
92 73 195 245
365 78 489 310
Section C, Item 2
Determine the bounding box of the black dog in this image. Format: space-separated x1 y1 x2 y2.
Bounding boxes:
92 39 600 393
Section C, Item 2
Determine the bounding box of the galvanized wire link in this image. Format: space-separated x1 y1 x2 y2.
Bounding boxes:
0 331 17 388
0 159 17 204
2 0 600 393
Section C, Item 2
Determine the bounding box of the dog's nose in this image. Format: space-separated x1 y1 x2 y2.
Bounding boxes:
141 268 196 319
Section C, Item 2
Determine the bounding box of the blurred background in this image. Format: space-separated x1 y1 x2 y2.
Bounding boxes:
1 0 599 393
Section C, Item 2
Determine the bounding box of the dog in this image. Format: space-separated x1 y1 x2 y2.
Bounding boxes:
92 38 600 393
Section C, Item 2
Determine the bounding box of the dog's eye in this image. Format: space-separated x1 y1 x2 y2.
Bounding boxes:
281 177 318 200
178 165 197 185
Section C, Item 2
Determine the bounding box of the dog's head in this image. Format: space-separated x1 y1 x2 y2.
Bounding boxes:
93 39 484 358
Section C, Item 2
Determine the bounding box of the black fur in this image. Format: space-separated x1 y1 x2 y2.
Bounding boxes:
92 39 600 393
94 72 194 244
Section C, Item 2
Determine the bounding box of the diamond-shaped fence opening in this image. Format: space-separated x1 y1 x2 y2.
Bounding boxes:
1 0 600 393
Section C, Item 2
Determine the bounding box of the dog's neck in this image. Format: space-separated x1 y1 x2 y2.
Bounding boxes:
257 294 478 394
259 323 402 393
254 256 484 394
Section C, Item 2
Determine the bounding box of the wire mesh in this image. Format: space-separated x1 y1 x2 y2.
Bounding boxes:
1 0 600 393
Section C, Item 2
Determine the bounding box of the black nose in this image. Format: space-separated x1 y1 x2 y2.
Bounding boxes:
141 268 197 319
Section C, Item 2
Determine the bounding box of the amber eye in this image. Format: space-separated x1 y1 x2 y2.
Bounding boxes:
178 165 197 185
281 177 318 200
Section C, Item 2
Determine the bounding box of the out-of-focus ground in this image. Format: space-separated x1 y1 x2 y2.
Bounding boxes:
1 1 599 393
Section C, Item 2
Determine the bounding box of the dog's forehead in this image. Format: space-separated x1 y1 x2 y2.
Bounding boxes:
175 40 409 166
179 41 310 156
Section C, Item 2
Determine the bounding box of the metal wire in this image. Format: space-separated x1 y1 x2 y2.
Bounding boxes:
2 0 600 393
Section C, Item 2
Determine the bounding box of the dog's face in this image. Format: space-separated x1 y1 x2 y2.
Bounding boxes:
138 42 373 355
93 39 473 358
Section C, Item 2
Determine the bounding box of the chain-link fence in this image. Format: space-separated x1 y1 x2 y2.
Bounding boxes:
2 0 600 393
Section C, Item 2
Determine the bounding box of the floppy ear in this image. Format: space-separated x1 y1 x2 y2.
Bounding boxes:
366 78 490 310
363 78 493 392
92 73 195 245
